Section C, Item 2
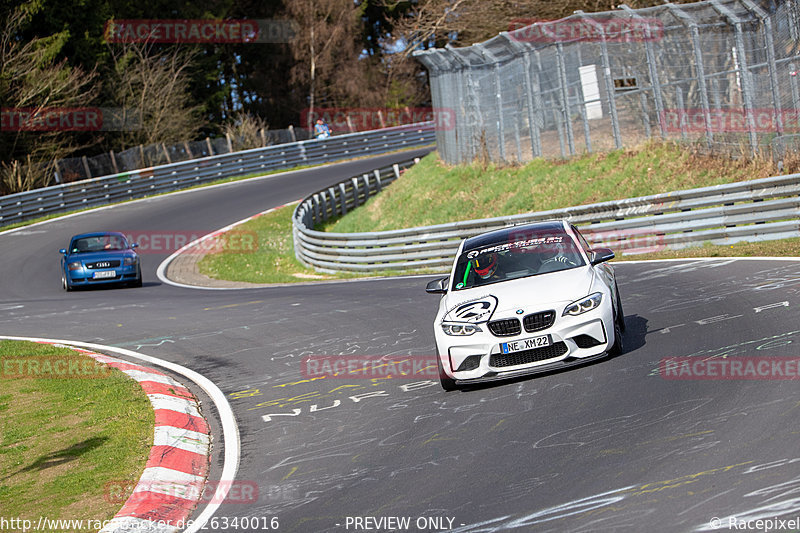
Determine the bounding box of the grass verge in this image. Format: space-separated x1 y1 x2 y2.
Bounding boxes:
324 141 797 233
197 205 440 283
0 340 153 526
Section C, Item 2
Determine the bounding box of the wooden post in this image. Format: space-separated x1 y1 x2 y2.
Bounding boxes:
162 143 171 163
288 125 296 142
184 140 193 158
81 156 92 179
138 144 145 167
226 132 233 153
260 128 267 147
109 150 120 174
205 137 213 156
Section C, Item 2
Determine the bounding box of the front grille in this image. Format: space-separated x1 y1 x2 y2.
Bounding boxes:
488 318 521 337
87 260 121 269
489 342 568 368
573 334 603 348
523 310 555 332
455 355 481 372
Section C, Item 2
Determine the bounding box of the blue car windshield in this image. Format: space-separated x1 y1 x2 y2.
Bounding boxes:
71 235 128 253
452 230 585 291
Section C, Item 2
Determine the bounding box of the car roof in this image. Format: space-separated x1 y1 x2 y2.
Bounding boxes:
70 231 126 240
461 220 568 254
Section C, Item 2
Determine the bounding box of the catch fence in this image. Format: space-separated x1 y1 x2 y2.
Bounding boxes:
414 0 800 164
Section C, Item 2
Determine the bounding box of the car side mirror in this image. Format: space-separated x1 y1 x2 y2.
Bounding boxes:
59 249 67 254
130 243 139 249
590 248 615 265
425 276 449 294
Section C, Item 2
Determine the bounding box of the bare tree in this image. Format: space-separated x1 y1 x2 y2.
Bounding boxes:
223 112 270 151
286 0 365 129
106 41 204 149
0 7 97 193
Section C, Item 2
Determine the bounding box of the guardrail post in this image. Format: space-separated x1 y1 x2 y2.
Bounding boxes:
362 173 371 197
110 150 120 174
338 183 348 215
351 177 361 206
374 169 382 192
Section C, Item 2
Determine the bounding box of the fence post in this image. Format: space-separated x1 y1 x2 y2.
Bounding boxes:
288 125 296 143
110 150 120 174
225 133 233 153
205 137 214 156
710 0 759 156
790 63 799 113
53 159 62 184
81 156 92 179
574 11 622 150
162 143 171 163
741 0 784 136
374 169 382 192
620 5 666 139
183 141 193 159
556 42 576 156
138 145 145 167
676 87 687 140
640 92 652 139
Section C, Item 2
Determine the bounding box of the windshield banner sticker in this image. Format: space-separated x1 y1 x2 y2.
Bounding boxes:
467 236 563 258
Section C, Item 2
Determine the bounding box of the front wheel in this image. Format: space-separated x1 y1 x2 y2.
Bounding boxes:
437 350 458 391
62 274 72 292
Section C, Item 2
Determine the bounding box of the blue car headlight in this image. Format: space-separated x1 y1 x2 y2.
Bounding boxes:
441 323 483 336
563 292 603 316
67 262 82 271
123 256 138 266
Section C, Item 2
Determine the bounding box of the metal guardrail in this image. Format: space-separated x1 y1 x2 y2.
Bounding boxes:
0 123 435 227
293 166 800 273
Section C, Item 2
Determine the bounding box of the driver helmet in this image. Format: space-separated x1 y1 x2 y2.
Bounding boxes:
473 253 498 279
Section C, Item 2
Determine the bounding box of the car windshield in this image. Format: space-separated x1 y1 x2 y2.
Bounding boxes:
70 235 128 253
452 228 586 291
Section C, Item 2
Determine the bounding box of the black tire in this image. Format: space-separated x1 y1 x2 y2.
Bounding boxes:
437 350 458 391
62 274 72 292
615 281 626 333
132 274 143 288
609 317 624 357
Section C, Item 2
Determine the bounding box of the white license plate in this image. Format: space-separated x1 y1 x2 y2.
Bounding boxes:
501 335 551 354
93 270 116 279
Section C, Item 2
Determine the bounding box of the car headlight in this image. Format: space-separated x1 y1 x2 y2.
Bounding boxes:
441 323 483 336
123 256 138 266
67 262 82 271
563 292 603 316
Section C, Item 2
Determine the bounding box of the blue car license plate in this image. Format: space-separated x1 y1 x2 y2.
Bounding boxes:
501 335 551 354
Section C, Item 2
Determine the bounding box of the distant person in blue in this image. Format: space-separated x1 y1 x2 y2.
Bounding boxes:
314 118 331 139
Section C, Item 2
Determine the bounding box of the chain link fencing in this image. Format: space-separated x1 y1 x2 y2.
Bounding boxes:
52 127 314 184
414 0 800 165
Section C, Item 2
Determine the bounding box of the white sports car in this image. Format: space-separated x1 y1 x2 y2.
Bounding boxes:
426 220 625 391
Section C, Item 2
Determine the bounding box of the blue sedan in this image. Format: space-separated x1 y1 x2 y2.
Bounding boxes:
60 232 142 291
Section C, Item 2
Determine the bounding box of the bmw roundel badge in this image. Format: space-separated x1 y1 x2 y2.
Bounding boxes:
516 309 524 315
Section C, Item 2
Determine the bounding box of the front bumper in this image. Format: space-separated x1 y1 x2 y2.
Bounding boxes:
438 313 613 384
65 265 139 286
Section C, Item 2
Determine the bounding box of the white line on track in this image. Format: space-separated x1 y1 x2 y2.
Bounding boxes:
0 335 240 533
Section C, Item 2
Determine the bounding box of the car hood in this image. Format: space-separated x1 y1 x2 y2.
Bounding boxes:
66 250 134 262
441 266 596 323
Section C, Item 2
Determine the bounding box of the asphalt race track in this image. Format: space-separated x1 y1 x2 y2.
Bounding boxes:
2 149 800 533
